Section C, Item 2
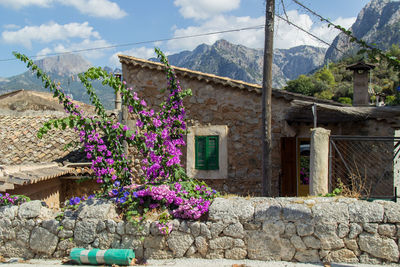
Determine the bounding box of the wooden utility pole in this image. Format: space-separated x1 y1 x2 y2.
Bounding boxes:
262 0 275 197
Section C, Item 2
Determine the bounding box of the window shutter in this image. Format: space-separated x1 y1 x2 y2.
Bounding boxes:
206 136 219 170
195 136 207 169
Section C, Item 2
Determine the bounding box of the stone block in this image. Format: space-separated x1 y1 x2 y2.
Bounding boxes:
144 236 165 249
296 223 314 236
294 250 320 263
348 223 362 238
195 236 208 257
167 231 194 258
290 235 307 251
42 219 60 235
0 205 18 220
30 227 58 255
246 231 281 261
223 222 244 238
363 223 378 234
254 199 281 222
210 222 225 238
383 202 400 223
312 202 349 223
18 200 42 219
74 219 97 244
208 198 254 223
144 248 173 259
303 236 321 249
349 201 384 223
282 204 312 222
209 236 234 250
225 247 247 260
325 249 359 263
378 224 396 237
77 199 117 220
359 233 399 262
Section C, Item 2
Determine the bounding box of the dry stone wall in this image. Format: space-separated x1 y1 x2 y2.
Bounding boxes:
1 197 400 264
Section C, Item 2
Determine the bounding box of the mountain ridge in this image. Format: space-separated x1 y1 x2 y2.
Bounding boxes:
152 39 326 88
325 0 400 62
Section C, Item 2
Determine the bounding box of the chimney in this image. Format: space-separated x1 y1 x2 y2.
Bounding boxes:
346 61 375 106
114 73 122 110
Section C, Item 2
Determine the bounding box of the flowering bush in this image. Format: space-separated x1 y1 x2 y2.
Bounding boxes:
14 48 218 232
0 193 30 206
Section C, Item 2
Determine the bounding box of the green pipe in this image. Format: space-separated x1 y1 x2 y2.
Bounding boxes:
70 248 135 265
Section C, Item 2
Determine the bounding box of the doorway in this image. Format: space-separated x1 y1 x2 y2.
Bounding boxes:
281 137 310 196
297 139 310 196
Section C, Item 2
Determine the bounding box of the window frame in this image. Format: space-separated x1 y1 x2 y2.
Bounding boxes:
195 135 219 170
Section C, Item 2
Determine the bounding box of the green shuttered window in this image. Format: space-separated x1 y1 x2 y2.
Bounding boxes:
195 135 219 170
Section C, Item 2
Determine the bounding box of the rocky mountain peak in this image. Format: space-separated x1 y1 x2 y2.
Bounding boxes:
34 54 92 76
325 0 400 62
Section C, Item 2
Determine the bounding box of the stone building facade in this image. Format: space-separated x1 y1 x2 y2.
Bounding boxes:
119 55 400 197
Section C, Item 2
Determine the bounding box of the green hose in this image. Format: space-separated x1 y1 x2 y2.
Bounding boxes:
70 248 135 265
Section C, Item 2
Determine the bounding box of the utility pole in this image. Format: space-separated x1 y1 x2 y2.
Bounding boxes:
262 0 275 197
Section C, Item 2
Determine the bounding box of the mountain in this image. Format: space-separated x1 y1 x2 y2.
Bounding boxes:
0 54 117 109
35 54 92 76
153 39 326 88
325 0 400 62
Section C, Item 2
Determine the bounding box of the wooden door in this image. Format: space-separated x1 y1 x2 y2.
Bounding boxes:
281 137 297 196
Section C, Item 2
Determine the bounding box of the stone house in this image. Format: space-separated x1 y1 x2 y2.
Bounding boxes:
119 55 400 197
0 90 98 208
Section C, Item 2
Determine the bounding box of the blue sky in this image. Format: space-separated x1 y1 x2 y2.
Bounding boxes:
0 0 371 78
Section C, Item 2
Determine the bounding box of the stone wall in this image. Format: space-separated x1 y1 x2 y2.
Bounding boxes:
2 197 400 264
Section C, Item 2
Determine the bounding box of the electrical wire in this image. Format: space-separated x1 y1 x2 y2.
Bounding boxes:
0 6 343 63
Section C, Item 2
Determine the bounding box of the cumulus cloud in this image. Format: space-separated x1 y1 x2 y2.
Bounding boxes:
0 0 126 19
0 0 53 9
61 0 127 19
168 5 357 52
36 38 111 59
2 24 20 30
174 0 240 20
2 21 100 48
167 15 264 52
109 47 157 67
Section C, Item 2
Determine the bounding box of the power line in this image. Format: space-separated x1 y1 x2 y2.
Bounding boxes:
0 25 265 62
275 13 341 52
0 9 341 63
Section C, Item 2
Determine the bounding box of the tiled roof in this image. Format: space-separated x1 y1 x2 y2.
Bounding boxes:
0 163 74 192
0 110 85 165
118 54 344 107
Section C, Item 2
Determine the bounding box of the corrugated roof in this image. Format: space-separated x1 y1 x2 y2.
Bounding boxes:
118 54 344 106
0 163 74 192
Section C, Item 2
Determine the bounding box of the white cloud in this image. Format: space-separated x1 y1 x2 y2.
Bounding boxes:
36 38 111 59
275 11 356 49
2 21 100 48
61 0 127 19
167 15 264 52
109 47 156 67
174 0 240 20
309 16 356 47
167 10 357 52
0 0 53 9
2 24 21 30
0 0 126 19
274 10 315 49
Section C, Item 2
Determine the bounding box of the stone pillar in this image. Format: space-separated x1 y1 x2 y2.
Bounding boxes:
310 128 331 196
